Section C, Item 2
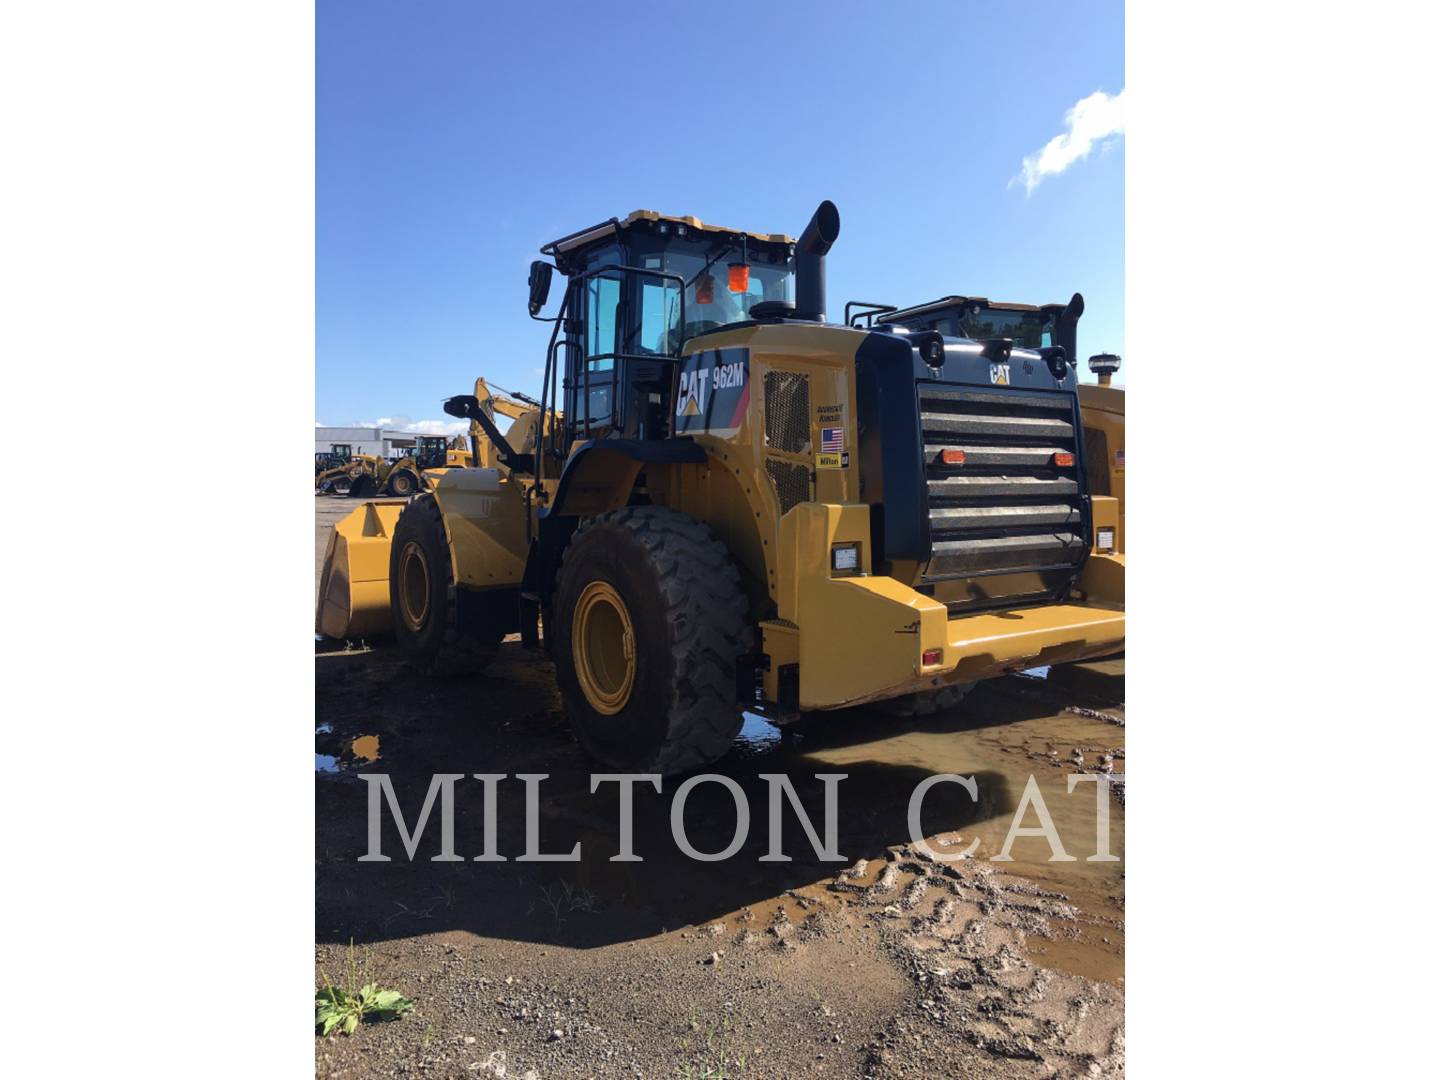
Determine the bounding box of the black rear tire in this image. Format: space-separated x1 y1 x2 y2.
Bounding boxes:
389 494 502 676
553 507 751 775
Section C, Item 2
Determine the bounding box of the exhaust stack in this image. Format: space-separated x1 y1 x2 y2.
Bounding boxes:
793 200 841 322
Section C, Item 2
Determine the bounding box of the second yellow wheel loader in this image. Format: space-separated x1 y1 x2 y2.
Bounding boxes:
318 202 1125 774
1077 354 1124 553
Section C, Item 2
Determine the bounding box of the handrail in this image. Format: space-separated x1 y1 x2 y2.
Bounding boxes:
844 300 897 328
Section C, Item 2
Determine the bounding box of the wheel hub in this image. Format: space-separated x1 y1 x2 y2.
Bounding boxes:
572 580 636 715
397 540 431 631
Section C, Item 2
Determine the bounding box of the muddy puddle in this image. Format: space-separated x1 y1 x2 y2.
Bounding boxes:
316 728 382 773
315 646 1124 983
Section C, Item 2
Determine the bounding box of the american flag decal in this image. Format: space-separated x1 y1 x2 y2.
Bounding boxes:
820 426 844 452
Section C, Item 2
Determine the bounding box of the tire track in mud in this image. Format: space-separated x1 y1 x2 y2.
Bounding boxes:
823 846 1125 1078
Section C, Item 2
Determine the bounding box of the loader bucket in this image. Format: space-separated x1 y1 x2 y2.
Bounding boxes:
315 500 407 639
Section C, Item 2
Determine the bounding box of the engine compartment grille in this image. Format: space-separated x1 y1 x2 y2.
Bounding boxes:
764 371 811 453
1083 425 1111 495
766 458 811 516
918 383 1088 612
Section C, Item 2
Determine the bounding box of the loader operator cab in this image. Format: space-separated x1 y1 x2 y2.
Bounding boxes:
412 435 448 471
315 443 353 474
531 212 797 446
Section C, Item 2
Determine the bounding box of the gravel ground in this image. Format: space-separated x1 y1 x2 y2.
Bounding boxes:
314 494 1126 1078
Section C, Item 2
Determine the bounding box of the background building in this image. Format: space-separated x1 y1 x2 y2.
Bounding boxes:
315 426 430 458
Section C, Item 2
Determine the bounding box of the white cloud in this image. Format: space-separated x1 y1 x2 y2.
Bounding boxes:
315 416 469 438
400 418 469 437
1014 89 1125 195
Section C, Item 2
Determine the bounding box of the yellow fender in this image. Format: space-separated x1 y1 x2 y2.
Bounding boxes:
315 500 407 639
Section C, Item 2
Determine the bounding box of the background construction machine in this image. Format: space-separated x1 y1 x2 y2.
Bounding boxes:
317 201 1124 774
315 443 353 476
466 378 556 470
315 434 472 497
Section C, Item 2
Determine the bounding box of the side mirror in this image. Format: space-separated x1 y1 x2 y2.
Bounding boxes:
528 260 554 317
443 394 482 420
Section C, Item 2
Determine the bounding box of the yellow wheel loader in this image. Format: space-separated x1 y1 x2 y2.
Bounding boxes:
317 202 1125 774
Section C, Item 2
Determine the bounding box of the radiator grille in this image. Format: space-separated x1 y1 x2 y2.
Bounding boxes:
764 371 810 453
766 458 811 516
918 383 1087 611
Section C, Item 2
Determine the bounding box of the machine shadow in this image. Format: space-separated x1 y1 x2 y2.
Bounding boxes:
315 646 1020 950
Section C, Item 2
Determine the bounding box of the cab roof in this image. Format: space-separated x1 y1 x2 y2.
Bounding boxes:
542 210 795 257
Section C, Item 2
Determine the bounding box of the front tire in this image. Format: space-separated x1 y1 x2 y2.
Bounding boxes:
553 507 751 774
389 494 501 675
386 469 419 497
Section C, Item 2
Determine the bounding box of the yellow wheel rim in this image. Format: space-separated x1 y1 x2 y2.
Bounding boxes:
397 540 431 631
572 580 636 715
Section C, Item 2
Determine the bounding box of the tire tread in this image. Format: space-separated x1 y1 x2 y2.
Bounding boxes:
556 506 751 773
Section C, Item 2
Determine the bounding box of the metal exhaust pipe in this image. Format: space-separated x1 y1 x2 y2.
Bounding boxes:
793 200 840 322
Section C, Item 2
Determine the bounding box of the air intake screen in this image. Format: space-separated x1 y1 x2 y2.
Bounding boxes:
764 371 810 453
765 458 810 516
1083 426 1111 495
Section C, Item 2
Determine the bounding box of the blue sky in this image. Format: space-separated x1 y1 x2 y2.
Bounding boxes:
317 0 1124 429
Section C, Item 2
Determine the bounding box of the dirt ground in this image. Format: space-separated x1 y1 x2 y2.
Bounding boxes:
315 494 1126 1078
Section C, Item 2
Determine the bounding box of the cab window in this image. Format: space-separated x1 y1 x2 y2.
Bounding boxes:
637 276 682 354
585 275 620 357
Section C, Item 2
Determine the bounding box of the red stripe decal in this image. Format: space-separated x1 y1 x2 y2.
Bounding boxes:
727 380 750 430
